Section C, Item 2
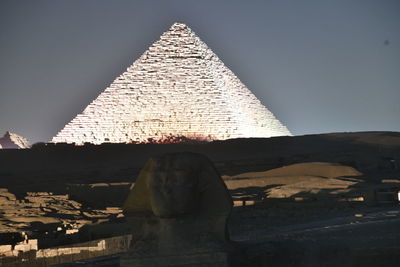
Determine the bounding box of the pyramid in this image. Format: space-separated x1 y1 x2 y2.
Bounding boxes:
0 131 31 149
52 23 291 144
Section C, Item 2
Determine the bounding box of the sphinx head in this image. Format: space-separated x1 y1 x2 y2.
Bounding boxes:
123 152 232 220
146 154 201 217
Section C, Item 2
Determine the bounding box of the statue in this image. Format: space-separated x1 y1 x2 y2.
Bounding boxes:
120 152 233 266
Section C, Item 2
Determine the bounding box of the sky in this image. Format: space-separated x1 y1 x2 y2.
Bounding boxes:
0 0 399 144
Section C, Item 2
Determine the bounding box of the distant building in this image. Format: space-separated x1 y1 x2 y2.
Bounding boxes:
0 131 30 149
52 23 291 145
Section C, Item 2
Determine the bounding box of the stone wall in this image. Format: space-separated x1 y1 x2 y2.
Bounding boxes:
52 23 291 144
0 234 131 266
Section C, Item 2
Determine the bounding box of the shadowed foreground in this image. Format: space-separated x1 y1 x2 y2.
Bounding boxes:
0 132 399 266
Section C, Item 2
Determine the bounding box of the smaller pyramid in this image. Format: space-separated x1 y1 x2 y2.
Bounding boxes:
0 131 31 149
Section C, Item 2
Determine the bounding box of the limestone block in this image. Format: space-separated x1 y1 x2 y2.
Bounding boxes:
28 239 38 250
0 244 12 253
14 244 31 252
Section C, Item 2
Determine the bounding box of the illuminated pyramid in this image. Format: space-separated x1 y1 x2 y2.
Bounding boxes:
52 23 291 144
0 131 31 149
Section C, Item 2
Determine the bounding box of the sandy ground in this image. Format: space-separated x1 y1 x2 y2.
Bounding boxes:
0 132 399 265
1 161 398 240
224 162 365 201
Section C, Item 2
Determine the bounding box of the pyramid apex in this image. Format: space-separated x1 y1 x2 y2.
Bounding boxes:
171 22 189 27
169 22 191 31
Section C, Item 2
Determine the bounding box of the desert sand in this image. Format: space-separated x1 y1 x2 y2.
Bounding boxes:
0 131 399 266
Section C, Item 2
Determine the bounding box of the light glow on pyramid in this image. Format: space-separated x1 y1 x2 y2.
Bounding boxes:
52 23 291 144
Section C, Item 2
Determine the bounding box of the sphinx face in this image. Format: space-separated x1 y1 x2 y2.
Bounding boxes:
146 156 199 218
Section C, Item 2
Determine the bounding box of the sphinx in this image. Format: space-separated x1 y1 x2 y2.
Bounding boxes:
120 152 233 266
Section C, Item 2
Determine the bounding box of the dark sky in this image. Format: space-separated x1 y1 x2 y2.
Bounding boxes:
0 0 399 144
